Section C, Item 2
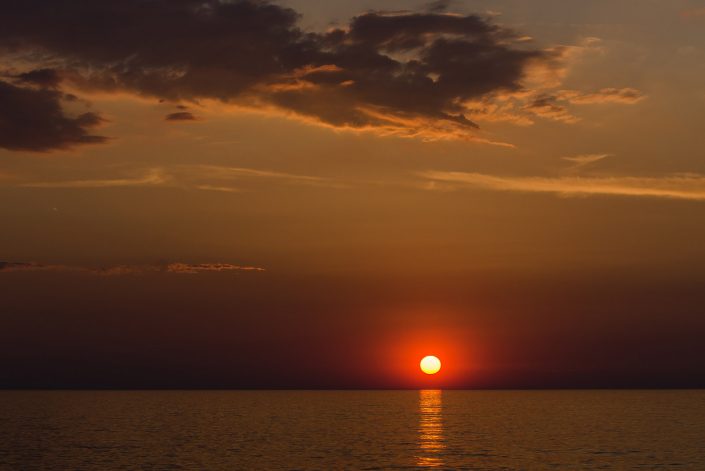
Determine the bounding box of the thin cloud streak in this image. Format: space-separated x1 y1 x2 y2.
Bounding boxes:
21 168 167 188
562 154 610 165
557 88 646 105
16 165 340 190
561 153 611 170
166 263 264 273
181 164 341 187
420 170 705 201
0 261 265 275
193 184 241 193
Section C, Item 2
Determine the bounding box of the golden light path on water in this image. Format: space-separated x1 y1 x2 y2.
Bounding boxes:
417 389 445 468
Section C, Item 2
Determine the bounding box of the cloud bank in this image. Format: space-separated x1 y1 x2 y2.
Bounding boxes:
0 0 643 151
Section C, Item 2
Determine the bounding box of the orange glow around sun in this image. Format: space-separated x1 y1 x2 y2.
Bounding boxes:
377 310 478 387
420 355 441 375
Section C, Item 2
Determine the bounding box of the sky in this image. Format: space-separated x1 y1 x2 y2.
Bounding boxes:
1 0 705 388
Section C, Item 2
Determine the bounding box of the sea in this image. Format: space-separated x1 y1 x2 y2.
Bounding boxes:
1 390 704 470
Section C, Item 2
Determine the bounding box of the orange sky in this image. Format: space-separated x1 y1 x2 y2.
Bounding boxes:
1 0 705 388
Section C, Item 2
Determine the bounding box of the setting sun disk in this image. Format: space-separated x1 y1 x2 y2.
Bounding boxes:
420 355 441 375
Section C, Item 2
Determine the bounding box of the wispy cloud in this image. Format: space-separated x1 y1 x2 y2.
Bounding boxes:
521 87 645 124
561 153 611 170
525 95 580 123
192 184 241 193
16 165 341 191
0 262 78 273
420 170 705 201
0 261 265 275
557 88 646 105
21 168 167 188
186 165 324 182
179 165 346 188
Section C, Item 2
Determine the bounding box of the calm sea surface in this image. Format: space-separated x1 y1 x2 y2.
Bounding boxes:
1 390 704 470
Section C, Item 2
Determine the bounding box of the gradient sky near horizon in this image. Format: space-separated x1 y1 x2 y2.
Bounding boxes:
2 0 705 388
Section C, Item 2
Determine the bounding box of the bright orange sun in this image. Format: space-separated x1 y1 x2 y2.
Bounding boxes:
420 355 441 375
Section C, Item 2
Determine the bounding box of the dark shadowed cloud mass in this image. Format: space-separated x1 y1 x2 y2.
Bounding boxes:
0 80 107 151
0 0 565 149
14 68 63 88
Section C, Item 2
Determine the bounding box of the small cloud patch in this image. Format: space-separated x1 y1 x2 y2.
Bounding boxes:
165 111 198 122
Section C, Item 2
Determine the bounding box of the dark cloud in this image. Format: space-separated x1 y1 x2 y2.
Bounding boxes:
267 11 543 135
165 111 198 121
0 80 107 151
525 94 578 123
425 0 454 13
0 0 553 144
15 68 62 88
0 0 312 98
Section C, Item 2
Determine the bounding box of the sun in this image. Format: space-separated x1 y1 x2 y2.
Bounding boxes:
420 355 441 375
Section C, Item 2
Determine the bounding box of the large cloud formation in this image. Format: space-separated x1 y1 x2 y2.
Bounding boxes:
0 0 639 151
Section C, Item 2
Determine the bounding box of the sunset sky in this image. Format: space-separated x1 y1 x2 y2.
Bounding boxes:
2 0 705 388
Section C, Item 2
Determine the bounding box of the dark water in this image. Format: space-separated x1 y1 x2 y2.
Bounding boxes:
1 390 704 470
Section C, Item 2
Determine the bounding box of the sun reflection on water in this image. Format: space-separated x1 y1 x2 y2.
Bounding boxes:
417 389 444 468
